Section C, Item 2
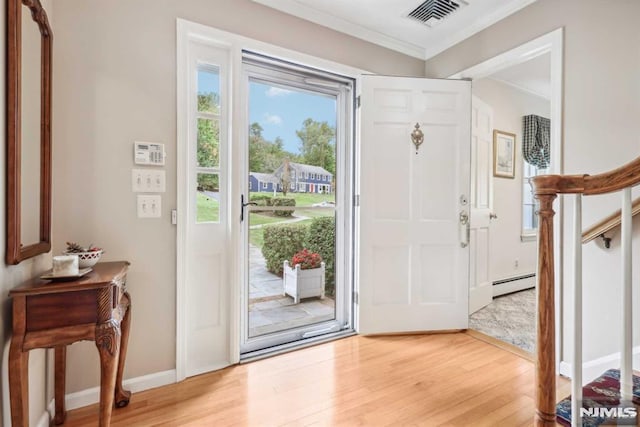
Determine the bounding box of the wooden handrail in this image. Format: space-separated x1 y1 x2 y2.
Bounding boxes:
582 197 640 244
530 155 640 426
532 156 640 197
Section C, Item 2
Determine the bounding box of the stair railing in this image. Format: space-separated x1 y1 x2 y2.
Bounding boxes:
532 157 640 426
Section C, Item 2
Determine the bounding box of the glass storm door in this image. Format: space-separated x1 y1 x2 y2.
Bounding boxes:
240 55 354 356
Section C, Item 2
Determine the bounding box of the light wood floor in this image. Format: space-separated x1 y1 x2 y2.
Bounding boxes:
64 333 569 426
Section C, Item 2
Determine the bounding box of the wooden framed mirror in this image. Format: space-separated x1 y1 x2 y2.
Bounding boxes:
6 0 52 264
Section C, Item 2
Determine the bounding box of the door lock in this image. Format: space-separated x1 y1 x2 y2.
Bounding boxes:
459 210 470 248
459 211 469 225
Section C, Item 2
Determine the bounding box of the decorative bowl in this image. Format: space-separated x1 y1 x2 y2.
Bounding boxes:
64 250 103 268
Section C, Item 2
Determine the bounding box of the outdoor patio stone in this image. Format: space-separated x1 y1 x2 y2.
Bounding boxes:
248 243 336 337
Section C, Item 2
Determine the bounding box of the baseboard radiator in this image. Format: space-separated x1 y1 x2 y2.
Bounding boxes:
492 273 535 297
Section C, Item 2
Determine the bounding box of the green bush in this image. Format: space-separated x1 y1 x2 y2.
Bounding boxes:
262 223 307 275
305 216 336 295
272 197 295 217
250 194 272 213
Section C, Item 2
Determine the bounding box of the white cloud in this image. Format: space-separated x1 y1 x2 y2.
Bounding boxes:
266 87 292 97
263 113 283 125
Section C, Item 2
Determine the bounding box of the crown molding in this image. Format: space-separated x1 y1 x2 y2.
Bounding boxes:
253 0 425 59
253 0 538 61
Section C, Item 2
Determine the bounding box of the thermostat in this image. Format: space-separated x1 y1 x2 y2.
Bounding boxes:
134 142 165 166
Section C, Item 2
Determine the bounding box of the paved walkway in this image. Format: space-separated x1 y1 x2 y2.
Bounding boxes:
249 245 335 337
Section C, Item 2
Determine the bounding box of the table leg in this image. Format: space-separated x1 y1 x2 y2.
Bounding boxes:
54 346 67 424
9 338 29 427
115 292 132 408
95 319 121 427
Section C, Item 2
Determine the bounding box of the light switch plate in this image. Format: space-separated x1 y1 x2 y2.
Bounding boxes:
150 170 166 192
132 169 165 193
137 195 161 218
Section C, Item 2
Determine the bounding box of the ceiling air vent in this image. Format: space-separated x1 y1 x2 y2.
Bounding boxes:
407 0 467 27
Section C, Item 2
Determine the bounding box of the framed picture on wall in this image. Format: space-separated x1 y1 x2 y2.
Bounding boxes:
493 130 516 178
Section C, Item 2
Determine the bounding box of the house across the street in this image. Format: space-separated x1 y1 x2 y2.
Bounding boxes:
250 162 333 194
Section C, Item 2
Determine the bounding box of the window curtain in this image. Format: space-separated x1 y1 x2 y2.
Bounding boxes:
523 114 550 169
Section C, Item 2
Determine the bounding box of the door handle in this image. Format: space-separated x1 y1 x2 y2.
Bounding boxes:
240 195 258 222
489 212 498 220
460 211 469 248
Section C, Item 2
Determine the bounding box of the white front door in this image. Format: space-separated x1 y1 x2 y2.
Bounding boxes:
469 95 494 314
358 75 471 334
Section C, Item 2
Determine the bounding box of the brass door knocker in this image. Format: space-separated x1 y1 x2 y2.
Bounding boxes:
411 123 424 154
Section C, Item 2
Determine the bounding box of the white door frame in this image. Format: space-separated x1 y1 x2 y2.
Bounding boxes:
449 28 564 369
176 18 366 381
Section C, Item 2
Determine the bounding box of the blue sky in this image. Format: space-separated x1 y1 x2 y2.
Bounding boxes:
249 82 336 154
198 71 337 154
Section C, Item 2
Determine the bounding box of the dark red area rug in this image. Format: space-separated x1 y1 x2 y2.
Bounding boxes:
556 369 640 426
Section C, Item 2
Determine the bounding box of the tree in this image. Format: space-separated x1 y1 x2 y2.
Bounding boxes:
249 122 267 172
197 92 220 191
280 158 291 196
248 122 299 174
296 118 336 175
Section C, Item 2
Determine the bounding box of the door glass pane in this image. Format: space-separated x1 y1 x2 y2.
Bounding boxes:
246 79 338 341
197 118 220 167
197 69 220 113
196 173 219 223
248 82 336 208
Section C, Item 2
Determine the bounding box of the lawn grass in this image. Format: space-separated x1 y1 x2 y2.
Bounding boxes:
197 192 219 222
250 192 335 220
250 191 335 207
249 229 264 248
249 192 336 248
249 212 287 226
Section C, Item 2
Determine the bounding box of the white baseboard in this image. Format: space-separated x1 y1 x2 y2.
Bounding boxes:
559 346 640 386
36 407 51 427
64 369 176 411
492 274 535 297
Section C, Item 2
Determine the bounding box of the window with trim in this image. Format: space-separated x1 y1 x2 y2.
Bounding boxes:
522 161 549 238
196 67 221 223
262 182 268 189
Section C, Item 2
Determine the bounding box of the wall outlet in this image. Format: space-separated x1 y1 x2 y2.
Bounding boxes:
137 195 161 218
132 169 165 193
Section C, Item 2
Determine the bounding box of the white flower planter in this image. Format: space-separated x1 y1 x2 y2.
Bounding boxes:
283 260 326 304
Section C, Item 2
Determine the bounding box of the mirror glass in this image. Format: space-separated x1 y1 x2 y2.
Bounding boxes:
20 3 42 246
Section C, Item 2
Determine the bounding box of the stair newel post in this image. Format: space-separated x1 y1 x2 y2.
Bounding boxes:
534 191 558 426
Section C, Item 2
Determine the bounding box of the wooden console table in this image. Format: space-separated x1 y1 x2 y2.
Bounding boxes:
8 261 132 426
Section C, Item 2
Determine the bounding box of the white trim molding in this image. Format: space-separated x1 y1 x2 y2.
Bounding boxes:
176 18 365 382
560 346 640 386
62 369 176 411
450 27 565 371
252 0 537 60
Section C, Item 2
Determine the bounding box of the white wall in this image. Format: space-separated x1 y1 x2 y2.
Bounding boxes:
1 2 55 426
425 0 640 366
51 0 425 395
472 78 550 282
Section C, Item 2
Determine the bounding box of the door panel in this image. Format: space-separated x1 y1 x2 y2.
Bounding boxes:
358 75 471 334
469 96 494 314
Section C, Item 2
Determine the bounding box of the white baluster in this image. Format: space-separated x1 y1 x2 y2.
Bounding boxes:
572 194 582 427
621 188 633 400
